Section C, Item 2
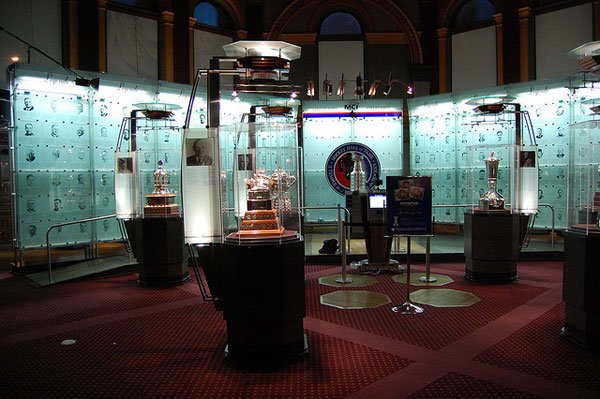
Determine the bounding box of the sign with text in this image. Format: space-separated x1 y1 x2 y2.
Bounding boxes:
385 176 432 236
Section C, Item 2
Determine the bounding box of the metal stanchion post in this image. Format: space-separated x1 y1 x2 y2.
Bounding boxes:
418 236 437 283
336 203 353 284
392 236 424 315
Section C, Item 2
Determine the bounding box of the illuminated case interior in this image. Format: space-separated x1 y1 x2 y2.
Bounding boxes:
219 119 302 245
568 118 600 234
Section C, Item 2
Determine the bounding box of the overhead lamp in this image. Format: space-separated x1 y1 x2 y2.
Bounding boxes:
10 55 19 62
567 40 600 73
222 40 301 81
306 79 315 97
354 74 364 97
368 79 381 97
322 74 332 96
337 74 346 97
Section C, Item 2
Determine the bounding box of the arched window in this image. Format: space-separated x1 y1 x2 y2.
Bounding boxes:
194 2 219 27
454 0 495 29
319 12 362 36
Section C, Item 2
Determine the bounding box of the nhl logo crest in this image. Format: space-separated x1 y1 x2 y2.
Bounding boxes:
325 142 380 195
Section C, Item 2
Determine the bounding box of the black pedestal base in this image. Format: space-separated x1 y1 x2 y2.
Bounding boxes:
563 230 600 350
219 240 306 362
134 217 189 287
464 212 529 283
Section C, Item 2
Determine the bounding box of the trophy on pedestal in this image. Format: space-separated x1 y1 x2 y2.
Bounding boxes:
479 152 505 210
143 160 180 217
239 169 284 234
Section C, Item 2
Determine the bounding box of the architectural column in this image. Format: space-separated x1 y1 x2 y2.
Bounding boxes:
98 0 108 72
161 11 175 82
188 17 196 84
494 13 503 86
67 0 79 69
518 7 532 82
437 27 449 94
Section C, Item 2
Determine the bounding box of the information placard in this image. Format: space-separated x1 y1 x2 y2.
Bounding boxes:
385 176 432 236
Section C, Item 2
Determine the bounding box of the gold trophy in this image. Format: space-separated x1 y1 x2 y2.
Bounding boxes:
143 160 180 217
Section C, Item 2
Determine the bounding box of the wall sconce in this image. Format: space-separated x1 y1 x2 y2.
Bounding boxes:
306 79 315 97
336 73 346 97
322 74 332 96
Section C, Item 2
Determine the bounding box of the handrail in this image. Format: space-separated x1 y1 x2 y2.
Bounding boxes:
303 202 556 253
301 204 351 252
46 214 119 285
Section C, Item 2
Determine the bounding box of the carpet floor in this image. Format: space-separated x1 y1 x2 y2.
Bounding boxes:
0 260 599 398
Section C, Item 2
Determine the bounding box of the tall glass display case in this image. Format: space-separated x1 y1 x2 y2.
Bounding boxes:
463 99 537 282
220 120 302 244
563 114 600 348
215 118 306 361
114 102 188 286
115 103 183 219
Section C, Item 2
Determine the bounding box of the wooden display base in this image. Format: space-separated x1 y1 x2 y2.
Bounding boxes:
133 217 188 286
144 193 180 217
219 240 306 362
464 211 529 282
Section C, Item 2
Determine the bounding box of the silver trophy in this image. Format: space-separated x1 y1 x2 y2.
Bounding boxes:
479 152 504 210
350 153 367 192
271 168 296 212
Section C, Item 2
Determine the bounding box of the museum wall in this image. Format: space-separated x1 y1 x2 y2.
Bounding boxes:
535 3 593 79
452 26 497 92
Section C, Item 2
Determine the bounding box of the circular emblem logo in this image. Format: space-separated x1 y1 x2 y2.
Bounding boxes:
325 142 381 195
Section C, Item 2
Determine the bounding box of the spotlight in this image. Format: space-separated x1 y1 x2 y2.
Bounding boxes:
75 77 100 90
406 85 413 95
306 80 315 97
290 91 297 99
368 79 381 97
382 83 392 96
354 73 364 97
10 56 19 62
322 74 332 96
336 74 345 97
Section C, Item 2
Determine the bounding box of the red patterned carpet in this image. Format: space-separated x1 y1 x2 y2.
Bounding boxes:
0 260 599 398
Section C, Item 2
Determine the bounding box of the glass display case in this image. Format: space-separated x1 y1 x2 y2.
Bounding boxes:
219 120 302 244
114 103 183 220
567 118 600 234
462 100 539 215
408 78 569 230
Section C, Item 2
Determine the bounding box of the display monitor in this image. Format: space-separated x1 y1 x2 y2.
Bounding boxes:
369 193 386 209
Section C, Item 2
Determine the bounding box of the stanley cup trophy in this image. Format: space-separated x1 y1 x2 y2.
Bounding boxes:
350 153 366 192
479 152 505 210
238 169 284 235
143 160 180 217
